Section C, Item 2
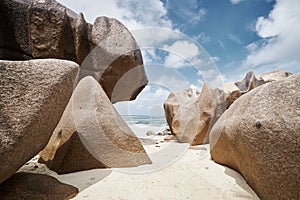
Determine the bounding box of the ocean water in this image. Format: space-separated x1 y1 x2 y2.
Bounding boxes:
120 115 168 137
121 115 167 126
118 115 190 174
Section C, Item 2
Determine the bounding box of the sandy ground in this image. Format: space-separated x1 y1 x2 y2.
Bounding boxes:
18 133 259 200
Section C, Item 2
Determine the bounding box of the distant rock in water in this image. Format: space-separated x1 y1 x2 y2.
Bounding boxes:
39 76 151 174
0 172 78 200
0 0 147 103
210 73 300 199
0 59 78 184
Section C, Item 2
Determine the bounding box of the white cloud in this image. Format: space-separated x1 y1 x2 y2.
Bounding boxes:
163 40 202 68
189 8 207 24
243 0 300 72
230 0 244 5
228 34 242 44
163 54 189 68
165 0 207 25
57 0 172 30
211 56 220 63
114 85 170 116
189 84 198 90
114 73 194 116
217 40 225 49
141 49 161 64
197 69 225 88
155 75 190 92
116 0 172 29
193 32 211 44
131 28 182 48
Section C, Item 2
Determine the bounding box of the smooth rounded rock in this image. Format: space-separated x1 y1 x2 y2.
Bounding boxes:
210 73 300 199
0 59 78 183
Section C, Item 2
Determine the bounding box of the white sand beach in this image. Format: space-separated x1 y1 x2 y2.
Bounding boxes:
18 128 259 200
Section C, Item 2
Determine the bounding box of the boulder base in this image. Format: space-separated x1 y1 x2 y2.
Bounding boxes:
0 172 78 200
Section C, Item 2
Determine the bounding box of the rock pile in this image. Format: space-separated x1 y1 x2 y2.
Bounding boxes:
0 0 148 103
0 0 150 198
164 70 292 145
164 69 298 199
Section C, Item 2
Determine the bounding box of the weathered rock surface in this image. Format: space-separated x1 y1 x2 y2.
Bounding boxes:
164 88 201 144
1 0 147 102
39 76 151 174
210 73 300 199
257 69 292 82
164 83 226 145
0 59 78 183
0 0 90 62
222 70 292 108
28 0 79 61
0 172 78 200
0 0 32 60
0 0 82 61
79 16 147 103
234 71 265 93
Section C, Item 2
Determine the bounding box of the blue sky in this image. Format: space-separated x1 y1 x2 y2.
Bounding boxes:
57 0 300 116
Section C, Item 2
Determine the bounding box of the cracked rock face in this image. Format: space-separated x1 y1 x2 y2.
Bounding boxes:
0 59 78 183
0 0 148 103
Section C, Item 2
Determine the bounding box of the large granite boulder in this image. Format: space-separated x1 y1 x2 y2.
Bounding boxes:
0 0 31 60
27 0 83 62
0 59 78 183
39 76 151 174
0 172 78 200
0 0 84 61
164 83 226 145
164 88 201 144
0 0 147 102
79 16 147 103
210 74 300 199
